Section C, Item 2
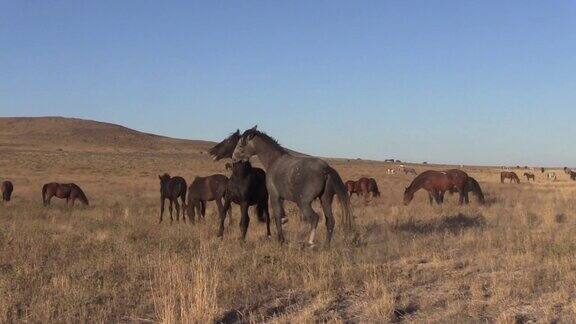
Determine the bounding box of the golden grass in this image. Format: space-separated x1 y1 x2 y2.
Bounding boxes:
2 144 576 322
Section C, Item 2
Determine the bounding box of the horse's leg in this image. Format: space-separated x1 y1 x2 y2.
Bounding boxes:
258 200 271 238
174 199 180 222
159 198 165 223
180 196 186 223
218 198 231 237
169 199 174 223
300 201 320 246
270 194 285 243
239 202 250 240
189 200 196 223
320 191 335 246
428 192 434 205
70 197 76 207
215 198 225 225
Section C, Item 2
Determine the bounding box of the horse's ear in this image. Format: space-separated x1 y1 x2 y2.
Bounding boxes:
250 125 257 131
234 129 240 135
247 125 258 139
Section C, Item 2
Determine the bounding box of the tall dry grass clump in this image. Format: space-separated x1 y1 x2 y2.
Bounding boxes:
149 243 221 323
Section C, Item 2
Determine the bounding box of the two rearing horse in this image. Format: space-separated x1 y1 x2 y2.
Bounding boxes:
404 170 484 205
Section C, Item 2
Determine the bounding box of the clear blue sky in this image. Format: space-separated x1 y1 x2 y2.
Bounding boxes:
2 1 575 166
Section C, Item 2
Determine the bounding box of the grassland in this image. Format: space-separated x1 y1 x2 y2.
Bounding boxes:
1 117 576 323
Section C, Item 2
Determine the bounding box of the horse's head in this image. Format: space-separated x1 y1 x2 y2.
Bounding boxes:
158 173 171 194
403 186 414 205
232 125 258 162
209 130 240 161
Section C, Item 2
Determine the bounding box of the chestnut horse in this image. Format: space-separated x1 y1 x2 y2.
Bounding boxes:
42 183 89 206
158 174 187 223
500 172 520 184
355 177 381 198
1 181 13 202
187 174 229 222
403 169 469 205
523 172 535 182
449 176 485 204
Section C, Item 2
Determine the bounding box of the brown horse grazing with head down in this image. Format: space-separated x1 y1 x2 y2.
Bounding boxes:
187 174 229 223
2 181 13 202
42 183 89 207
354 177 381 198
523 172 535 182
158 174 187 224
449 176 485 204
500 171 520 184
403 169 469 205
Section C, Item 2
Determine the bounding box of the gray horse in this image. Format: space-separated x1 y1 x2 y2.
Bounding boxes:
213 126 353 246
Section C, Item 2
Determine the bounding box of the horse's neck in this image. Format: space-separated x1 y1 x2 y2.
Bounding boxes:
254 136 286 169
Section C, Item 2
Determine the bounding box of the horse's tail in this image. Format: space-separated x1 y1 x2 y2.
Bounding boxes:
74 185 89 206
327 167 354 231
42 184 48 206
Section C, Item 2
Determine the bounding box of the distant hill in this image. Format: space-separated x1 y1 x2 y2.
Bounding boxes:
0 117 215 154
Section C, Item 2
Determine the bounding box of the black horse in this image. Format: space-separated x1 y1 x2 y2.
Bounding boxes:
1 181 13 202
158 174 187 223
219 160 271 239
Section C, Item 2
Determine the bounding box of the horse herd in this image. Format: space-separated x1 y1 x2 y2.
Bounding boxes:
1 127 572 246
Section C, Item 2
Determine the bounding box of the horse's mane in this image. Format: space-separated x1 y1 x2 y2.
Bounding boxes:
209 130 240 160
243 128 287 154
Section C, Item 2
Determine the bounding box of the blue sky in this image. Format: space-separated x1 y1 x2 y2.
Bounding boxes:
2 1 576 166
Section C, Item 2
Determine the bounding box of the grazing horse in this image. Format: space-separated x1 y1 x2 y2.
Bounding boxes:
354 177 381 198
42 183 89 206
547 172 557 181
218 160 271 239
541 167 545 173
158 174 187 223
523 172 535 182
187 174 228 222
449 176 485 204
345 180 357 196
569 171 576 181
217 126 352 246
403 169 469 205
403 167 417 175
1 181 13 202
500 172 520 184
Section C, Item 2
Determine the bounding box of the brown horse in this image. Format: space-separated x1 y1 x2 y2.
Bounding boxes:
187 174 229 222
569 171 576 181
42 183 89 206
354 177 380 198
403 169 469 205
523 172 535 182
500 171 520 184
449 176 485 204
403 167 417 175
158 174 187 223
1 181 13 202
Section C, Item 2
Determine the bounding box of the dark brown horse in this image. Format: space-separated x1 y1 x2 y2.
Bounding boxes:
354 177 381 198
523 172 535 182
220 126 352 246
187 174 228 223
501 171 520 184
1 181 13 202
569 171 576 181
449 176 485 204
403 169 469 205
158 174 187 223
42 183 89 206
219 160 271 239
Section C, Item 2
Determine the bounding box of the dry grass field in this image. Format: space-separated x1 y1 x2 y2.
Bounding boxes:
2 117 576 323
